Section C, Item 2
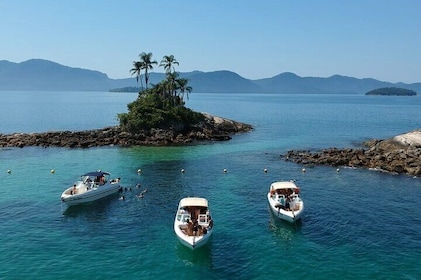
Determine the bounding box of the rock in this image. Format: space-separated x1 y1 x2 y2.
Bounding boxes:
0 114 252 148
283 130 421 176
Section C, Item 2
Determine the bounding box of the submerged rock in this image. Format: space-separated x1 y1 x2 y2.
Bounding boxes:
0 114 252 148
283 129 421 176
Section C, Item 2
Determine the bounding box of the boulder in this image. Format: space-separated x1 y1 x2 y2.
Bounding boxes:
283 130 421 176
0 114 252 148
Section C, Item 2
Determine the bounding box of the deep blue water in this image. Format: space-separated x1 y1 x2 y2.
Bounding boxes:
1 91 421 279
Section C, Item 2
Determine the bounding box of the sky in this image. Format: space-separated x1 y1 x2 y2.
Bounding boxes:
1 0 420 83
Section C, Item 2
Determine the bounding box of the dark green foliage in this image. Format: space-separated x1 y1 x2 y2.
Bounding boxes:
118 87 204 132
365 87 417 96
119 53 202 132
109 86 143 92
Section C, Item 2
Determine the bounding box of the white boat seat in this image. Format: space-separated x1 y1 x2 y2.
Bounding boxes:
198 214 208 225
182 214 191 222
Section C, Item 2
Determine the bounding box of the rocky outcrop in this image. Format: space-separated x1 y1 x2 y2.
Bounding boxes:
283 130 421 176
0 114 252 148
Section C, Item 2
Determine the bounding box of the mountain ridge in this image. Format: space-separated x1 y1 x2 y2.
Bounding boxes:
0 59 420 94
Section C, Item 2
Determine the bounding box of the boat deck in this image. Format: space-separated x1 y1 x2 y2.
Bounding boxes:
176 206 212 237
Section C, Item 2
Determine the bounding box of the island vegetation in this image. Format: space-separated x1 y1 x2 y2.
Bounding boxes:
365 87 417 96
109 86 142 92
118 52 205 132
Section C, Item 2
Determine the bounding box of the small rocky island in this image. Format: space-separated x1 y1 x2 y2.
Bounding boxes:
365 87 417 96
283 130 421 176
0 113 252 148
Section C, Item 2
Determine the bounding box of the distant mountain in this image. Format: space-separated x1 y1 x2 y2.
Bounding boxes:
184 70 262 93
0 59 420 94
253 72 404 94
0 59 112 91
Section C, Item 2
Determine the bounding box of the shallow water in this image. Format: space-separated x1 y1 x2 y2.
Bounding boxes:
0 91 420 279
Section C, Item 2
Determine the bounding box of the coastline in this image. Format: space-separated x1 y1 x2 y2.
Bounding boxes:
0 113 252 148
283 130 421 176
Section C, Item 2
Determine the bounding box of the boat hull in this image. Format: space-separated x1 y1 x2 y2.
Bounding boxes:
267 181 304 223
61 183 120 206
174 224 212 249
61 172 121 206
268 195 304 223
174 197 213 250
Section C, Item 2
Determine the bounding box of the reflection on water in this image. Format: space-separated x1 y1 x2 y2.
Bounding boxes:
61 194 119 218
175 241 213 267
268 209 302 244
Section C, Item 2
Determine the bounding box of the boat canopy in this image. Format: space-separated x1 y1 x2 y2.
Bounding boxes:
270 181 298 190
179 197 208 208
83 171 110 177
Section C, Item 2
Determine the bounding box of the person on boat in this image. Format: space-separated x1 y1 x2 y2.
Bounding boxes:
110 177 120 184
285 196 290 211
70 184 77 195
193 220 199 236
289 197 296 211
85 178 92 190
187 219 194 236
278 195 285 207
208 216 213 229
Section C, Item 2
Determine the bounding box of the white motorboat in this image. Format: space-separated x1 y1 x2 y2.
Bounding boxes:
267 181 304 223
174 197 213 249
61 171 121 206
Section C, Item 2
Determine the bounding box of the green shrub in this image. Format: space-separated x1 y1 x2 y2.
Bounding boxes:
118 88 204 132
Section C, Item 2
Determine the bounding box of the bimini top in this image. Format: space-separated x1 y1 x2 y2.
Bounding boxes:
270 181 298 190
83 171 110 177
179 197 209 208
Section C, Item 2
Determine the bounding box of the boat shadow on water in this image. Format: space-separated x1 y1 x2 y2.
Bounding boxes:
268 209 302 242
61 193 120 218
175 241 213 267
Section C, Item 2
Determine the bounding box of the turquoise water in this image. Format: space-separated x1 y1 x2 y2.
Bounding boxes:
1 91 421 279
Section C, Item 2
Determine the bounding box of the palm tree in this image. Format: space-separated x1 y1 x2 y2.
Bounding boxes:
130 60 144 90
176 78 192 103
139 52 157 89
165 71 179 98
155 80 173 108
160 55 179 74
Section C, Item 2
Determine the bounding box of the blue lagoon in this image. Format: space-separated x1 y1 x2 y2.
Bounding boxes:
0 91 420 279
